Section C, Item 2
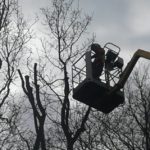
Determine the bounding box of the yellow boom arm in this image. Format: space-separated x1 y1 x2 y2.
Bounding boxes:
109 49 150 95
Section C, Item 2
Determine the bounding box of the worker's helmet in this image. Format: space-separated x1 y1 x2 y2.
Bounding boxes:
91 43 101 53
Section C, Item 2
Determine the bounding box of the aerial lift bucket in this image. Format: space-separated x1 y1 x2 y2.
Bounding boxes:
73 79 124 113
72 43 124 114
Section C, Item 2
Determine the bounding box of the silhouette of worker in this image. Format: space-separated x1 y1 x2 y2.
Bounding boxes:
0 59 2 69
91 43 105 80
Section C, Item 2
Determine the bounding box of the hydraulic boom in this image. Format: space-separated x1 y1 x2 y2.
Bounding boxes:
108 49 150 95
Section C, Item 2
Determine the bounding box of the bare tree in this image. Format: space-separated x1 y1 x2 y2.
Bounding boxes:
0 0 32 108
0 0 32 148
0 0 10 31
39 0 92 149
125 65 150 150
18 63 46 150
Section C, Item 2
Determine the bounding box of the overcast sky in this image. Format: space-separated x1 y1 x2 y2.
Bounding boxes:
20 0 150 62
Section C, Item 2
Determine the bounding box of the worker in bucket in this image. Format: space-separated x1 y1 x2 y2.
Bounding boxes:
91 43 105 80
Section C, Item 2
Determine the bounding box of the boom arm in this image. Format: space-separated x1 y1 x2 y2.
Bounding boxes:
108 49 150 95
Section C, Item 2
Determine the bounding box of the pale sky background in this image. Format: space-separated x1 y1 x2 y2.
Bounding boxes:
19 0 150 63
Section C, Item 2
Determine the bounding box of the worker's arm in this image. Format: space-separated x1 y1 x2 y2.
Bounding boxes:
91 53 96 59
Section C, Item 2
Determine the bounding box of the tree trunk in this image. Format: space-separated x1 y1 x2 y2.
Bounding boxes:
67 142 74 150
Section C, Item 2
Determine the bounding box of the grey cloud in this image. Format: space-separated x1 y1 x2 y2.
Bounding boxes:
20 0 150 53
85 1 150 52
